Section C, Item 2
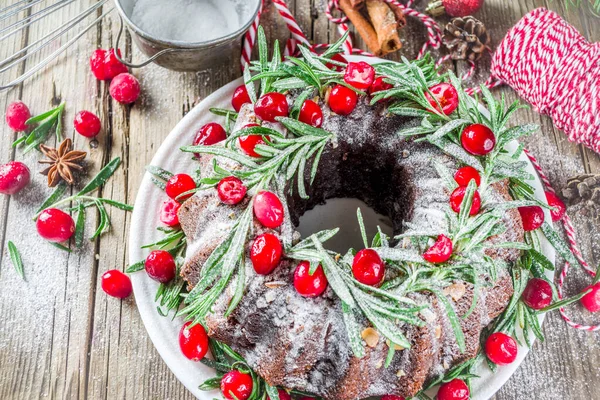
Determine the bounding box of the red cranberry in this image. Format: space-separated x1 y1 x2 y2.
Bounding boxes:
89 49 127 81
299 99 323 127
518 206 544 231
343 61 375 90
217 176 247 205
239 134 269 158
194 122 226 147
101 269 132 299
253 191 284 228
425 83 459 115
294 261 328 297
368 76 393 96
179 321 209 361
36 208 75 242
352 249 385 286
145 250 176 283
545 191 566 222
267 389 292 400
521 278 553 310
437 379 469 400
328 84 358 116
220 370 253 400
74 110 101 138
449 186 481 216
461 124 496 156
381 396 405 400
325 53 348 71
160 198 181 226
5 101 31 131
485 332 518 365
423 234 453 264
0 161 30 195
232 85 252 112
454 166 481 187
581 282 600 313
254 92 289 122
109 72 140 104
250 233 283 275
165 173 196 202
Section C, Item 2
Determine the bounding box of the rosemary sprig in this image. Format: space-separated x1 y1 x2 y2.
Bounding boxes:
13 102 65 153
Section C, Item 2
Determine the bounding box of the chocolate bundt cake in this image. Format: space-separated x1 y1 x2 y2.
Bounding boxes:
177 92 524 400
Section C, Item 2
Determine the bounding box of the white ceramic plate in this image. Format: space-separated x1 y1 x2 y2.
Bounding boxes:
129 56 555 400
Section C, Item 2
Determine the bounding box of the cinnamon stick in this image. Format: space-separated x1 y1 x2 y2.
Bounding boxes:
365 0 402 55
339 0 381 55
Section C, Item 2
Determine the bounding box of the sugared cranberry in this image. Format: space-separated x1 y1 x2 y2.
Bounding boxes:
485 332 518 365
145 250 176 283
454 166 481 187
449 186 481 216
217 176 247 205
238 129 270 158
299 99 323 127
352 249 385 286
232 85 252 112
325 53 348 71
89 49 127 80
160 199 181 226
328 84 358 116
254 92 289 122
518 206 544 231
74 110 101 138
423 234 453 264
0 161 30 195
220 370 253 400
294 261 328 297
36 208 75 242
5 101 31 131
521 278 553 310
253 191 284 228
109 72 140 104
368 76 393 96
545 191 566 222
437 379 469 400
101 269 132 299
461 124 496 156
581 282 600 313
194 122 226 147
425 83 459 115
165 173 196 202
179 321 209 361
381 396 405 400
267 389 292 400
251 233 283 275
344 61 375 90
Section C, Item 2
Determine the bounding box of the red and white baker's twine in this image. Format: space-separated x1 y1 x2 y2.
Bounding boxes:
240 2 599 331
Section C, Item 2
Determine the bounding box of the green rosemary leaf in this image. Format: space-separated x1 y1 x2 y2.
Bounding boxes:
384 342 395 368
225 258 246 317
74 204 86 248
257 26 269 95
480 84 498 129
272 76 310 90
289 228 339 252
463 216 501 252
277 117 332 138
22 118 57 153
389 106 434 118
486 241 531 250
8 241 25 281
264 384 281 400
429 119 470 141
210 107 238 119
361 305 412 350
151 177 166 190
36 181 68 214
51 242 72 252
430 288 466 352
356 208 369 249
490 159 534 181
55 105 63 140
198 377 222 391
11 135 27 147
540 222 581 268
296 152 308 199
310 141 327 184
322 30 350 58
397 125 437 137
287 56 322 89
181 145 259 168
146 165 174 182
78 158 121 196
375 247 426 264
126 260 145 273
433 159 459 190
457 180 477 228
429 137 483 171
540 288 591 313
243 62 257 103
98 198 134 211
498 124 538 147
529 248 555 271
311 235 356 307
484 199 543 212
289 88 314 120
90 199 110 239
297 44 330 72
342 302 366 358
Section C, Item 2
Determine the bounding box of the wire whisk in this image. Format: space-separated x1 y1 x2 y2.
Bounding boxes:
0 0 111 91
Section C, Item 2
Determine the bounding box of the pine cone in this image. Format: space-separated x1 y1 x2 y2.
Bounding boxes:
443 16 490 61
561 174 600 206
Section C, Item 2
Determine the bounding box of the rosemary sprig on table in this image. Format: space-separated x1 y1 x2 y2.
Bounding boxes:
13 102 65 153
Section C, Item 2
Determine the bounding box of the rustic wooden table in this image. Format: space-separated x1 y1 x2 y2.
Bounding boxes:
1 0 599 399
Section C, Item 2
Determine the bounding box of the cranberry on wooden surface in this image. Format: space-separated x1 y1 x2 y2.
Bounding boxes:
194 122 226 147
521 277 553 310
344 61 375 90
36 208 75 242
368 76 393 96
101 270 132 299
232 85 252 112
299 99 323 127
239 134 269 158
165 173 196 202
267 389 292 400
544 191 566 222
0 161 30 195
454 166 481 187
328 84 358 116
424 83 459 115
436 379 469 400
217 176 247 205
460 124 496 156
423 234 453 264
254 92 289 122
74 110 101 138
485 332 518 365
160 199 181 227
518 205 544 231
381 395 405 400
352 249 385 286
253 190 284 228
250 233 283 275
580 282 600 313
179 321 209 361
294 261 328 297
109 73 140 104
220 370 253 400
449 186 481 216
89 48 127 80
325 53 348 71
5 101 31 131
145 250 176 283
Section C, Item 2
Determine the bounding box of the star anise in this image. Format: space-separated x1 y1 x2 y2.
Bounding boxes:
39 138 87 187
